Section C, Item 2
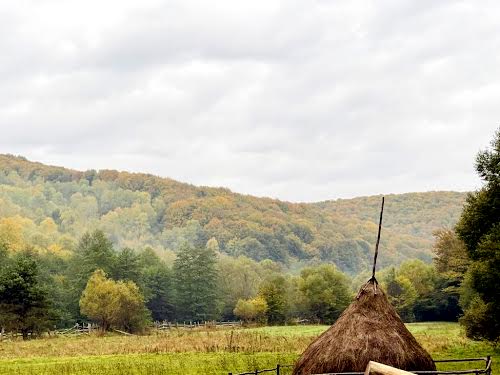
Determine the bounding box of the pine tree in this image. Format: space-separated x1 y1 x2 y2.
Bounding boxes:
0 251 54 339
173 243 220 321
62 230 117 320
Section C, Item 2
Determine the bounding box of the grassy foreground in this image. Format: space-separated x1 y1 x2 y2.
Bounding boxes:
0 323 497 375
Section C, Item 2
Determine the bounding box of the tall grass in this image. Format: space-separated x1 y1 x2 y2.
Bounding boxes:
0 328 322 358
0 323 497 375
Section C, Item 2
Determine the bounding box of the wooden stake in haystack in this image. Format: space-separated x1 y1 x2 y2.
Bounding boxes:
293 197 436 375
359 196 384 298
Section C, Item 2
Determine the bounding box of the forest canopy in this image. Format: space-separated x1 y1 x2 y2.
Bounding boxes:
0 154 465 274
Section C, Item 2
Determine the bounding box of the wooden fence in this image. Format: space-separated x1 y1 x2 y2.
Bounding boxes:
0 320 243 340
153 320 242 330
229 358 492 375
228 364 294 375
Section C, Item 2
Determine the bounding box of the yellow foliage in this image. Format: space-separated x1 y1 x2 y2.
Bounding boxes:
47 243 71 258
0 216 26 252
40 217 58 234
80 269 148 332
233 296 268 322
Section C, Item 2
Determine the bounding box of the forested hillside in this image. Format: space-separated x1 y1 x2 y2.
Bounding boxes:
0 154 465 274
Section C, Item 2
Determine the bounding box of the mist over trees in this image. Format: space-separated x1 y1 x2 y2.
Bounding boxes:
0 154 466 275
0 131 498 343
0 227 472 338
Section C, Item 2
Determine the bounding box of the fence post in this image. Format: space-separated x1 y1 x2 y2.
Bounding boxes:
277 364 280 375
255 370 258 375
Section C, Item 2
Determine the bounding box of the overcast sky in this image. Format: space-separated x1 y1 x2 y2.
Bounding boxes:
0 0 499 202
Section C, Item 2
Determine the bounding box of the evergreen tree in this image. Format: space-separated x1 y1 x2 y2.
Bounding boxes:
0 251 54 339
141 264 175 321
113 247 141 283
67 230 116 319
173 243 220 321
71 230 116 288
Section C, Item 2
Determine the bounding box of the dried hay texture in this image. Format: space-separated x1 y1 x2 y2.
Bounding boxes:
293 279 436 375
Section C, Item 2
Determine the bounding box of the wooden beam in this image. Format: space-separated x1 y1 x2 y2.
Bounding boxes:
364 361 415 375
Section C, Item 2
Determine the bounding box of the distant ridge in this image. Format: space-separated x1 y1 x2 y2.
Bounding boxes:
0 154 466 274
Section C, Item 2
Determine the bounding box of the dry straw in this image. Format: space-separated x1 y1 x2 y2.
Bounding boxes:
293 197 436 375
292 279 436 374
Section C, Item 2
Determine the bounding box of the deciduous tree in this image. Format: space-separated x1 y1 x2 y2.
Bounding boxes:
299 264 351 323
233 296 267 323
79 269 149 332
456 128 500 341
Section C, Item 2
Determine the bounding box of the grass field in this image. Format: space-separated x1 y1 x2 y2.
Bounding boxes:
0 323 497 375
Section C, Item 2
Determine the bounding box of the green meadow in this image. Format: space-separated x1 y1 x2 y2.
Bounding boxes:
0 323 497 375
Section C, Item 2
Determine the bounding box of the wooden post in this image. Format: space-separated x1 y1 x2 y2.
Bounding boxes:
364 361 415 375
276 364 280 375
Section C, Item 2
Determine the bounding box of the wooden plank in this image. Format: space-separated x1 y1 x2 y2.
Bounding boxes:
364 361 415 375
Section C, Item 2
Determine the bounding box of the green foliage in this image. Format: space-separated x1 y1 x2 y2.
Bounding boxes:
66 230 116 319
0 154 467 274
217 255 267 319
456 127 500 341
140 264 175 321
381 267 417 321
71 230 116 288
0 251 54 339
0 154 476 328
113 247 141 283
79 269 149 333
298 264 351 323
432 229 470 289
173 243 220 321
258 276 288 324
460 295 493 340
0 323 498 375
233 296 268 323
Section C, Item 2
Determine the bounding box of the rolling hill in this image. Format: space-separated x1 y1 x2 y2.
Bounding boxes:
0 154 466 274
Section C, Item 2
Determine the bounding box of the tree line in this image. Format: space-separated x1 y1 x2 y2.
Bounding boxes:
0 228 468 337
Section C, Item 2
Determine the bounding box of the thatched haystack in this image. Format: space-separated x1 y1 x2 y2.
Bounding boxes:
293 279 436 375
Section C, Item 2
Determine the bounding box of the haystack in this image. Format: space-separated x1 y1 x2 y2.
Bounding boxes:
293 197 436 375
293 279 436 374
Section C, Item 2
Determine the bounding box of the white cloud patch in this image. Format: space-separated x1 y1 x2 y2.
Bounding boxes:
0 0 499 201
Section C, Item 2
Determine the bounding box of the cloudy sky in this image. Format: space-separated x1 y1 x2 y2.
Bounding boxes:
0 0 499 202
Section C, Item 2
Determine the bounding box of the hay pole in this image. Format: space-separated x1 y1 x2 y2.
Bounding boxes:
356 196 385 299
370 196 384 293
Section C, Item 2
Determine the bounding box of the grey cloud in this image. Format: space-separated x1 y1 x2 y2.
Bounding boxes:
0 0 499 201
